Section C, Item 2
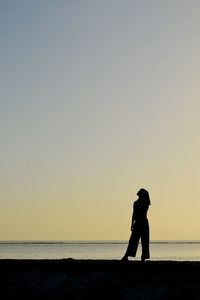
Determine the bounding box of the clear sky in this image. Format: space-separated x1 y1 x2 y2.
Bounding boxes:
1 1 200 240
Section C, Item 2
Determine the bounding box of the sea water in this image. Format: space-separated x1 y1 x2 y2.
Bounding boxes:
0 241 200 261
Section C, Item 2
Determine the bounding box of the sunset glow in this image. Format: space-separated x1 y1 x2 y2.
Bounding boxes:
1 1 200 240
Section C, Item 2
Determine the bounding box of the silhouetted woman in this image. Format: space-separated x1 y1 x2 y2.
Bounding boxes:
121 188 151 262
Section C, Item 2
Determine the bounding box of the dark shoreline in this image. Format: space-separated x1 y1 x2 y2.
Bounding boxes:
1 259 200 299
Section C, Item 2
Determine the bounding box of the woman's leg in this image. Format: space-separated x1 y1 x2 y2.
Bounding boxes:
141 220 150 261
122 222 140 260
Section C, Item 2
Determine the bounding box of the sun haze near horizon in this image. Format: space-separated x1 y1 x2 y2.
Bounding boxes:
0 1 200 241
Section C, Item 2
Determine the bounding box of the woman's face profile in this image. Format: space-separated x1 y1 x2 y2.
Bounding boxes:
137 188 146 198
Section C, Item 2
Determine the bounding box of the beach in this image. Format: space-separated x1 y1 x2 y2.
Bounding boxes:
1 259 200 299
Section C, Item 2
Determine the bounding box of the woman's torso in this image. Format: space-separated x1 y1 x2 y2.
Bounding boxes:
133 200 149 222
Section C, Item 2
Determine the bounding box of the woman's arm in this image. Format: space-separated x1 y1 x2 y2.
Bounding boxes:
131 204 136 230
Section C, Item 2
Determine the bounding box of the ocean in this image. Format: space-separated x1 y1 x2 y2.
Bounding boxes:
0 241 200 261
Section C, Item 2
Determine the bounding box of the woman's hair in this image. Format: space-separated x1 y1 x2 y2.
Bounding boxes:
137 188 151 205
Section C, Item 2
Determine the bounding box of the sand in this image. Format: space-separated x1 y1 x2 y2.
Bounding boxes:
0 259 200 299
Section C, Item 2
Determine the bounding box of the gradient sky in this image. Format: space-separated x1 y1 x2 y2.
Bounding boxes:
1 1 200 240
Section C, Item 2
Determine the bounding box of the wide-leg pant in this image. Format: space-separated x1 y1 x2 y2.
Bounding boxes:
126 219 150 259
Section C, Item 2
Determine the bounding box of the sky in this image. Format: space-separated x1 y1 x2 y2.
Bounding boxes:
0 0 200 240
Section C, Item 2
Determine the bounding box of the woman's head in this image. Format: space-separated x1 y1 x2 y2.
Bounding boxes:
137 188 151 205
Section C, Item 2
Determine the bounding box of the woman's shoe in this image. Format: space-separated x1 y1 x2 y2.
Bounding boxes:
121 255 128 262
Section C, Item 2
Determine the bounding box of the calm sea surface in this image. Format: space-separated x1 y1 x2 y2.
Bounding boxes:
0 241 200 261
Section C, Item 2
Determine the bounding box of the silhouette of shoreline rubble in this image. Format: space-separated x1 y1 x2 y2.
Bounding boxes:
1 259 200 299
